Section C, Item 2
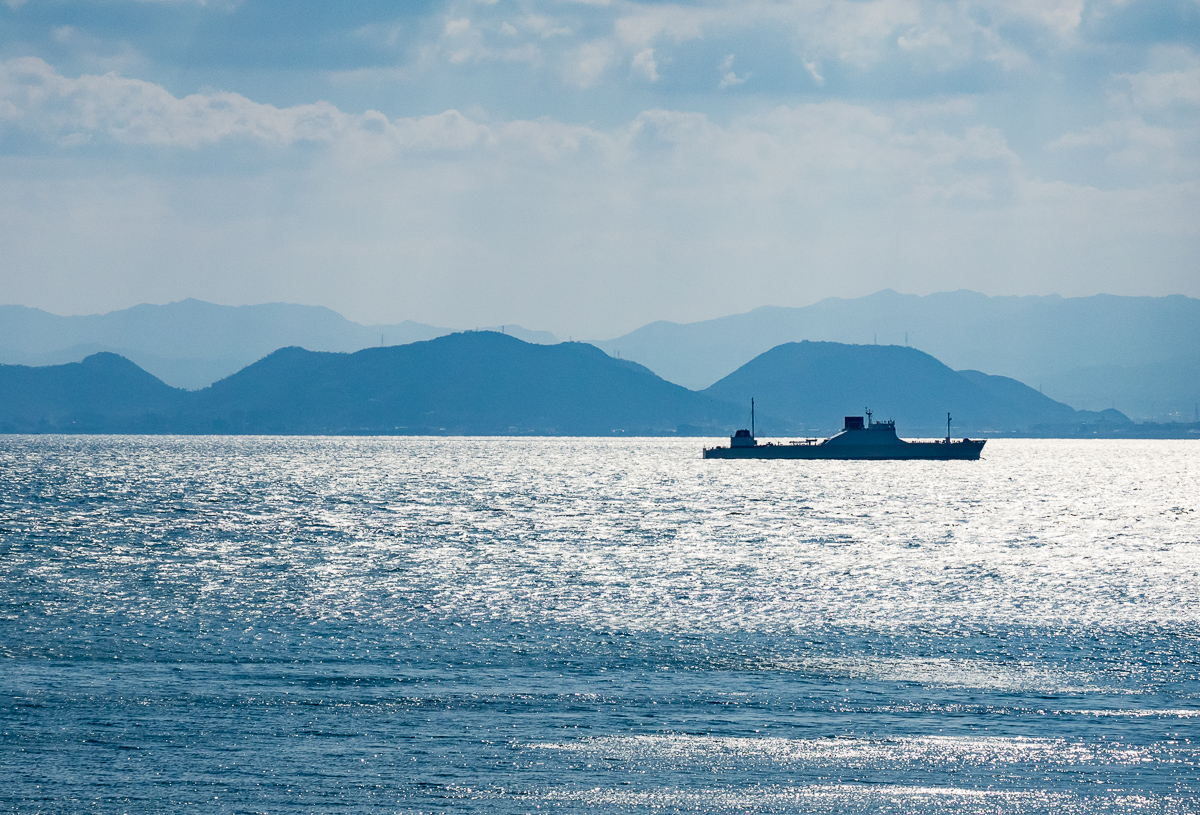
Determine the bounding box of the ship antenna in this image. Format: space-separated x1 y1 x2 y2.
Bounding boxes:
751 398 755 438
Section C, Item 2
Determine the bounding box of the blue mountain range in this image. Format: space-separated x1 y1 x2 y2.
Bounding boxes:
0 332 1145 437
2 291 1195 421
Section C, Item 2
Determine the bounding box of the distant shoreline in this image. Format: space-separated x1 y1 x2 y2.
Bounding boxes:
2 427 1198 440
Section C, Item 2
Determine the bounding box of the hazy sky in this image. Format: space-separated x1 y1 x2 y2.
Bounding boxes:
1 0 1198 337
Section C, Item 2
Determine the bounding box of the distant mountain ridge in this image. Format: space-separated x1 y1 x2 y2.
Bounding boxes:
704 341 1126 435
0 333 734 435
0 299 556 390
0 352 185 433
3 291 1195 420
596 290 1200 421
0 332 1131 436
183 333 735 435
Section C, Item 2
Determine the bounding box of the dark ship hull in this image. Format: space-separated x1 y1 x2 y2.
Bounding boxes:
703 413 986 461
703 439 985 460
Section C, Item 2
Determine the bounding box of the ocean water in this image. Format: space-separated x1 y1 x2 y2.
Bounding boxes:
1 436 1197 814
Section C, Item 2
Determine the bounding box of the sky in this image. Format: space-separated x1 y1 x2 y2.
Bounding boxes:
0 0 1198 338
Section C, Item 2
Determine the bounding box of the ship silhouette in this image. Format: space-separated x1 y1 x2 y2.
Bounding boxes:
704 404 985 460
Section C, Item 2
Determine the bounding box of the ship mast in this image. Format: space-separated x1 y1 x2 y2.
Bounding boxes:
946 412 952 442
751 398 755 438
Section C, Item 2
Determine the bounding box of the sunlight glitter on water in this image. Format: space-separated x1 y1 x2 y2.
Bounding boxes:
531 733 1157 766
14 436 1197 630
0 436 1197 813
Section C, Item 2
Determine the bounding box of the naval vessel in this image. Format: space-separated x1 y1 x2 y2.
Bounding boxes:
703 406 986 460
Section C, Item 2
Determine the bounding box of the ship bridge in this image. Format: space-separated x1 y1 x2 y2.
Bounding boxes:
823 412 904 446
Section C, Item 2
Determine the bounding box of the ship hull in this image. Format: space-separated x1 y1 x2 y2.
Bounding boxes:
703 440 985 460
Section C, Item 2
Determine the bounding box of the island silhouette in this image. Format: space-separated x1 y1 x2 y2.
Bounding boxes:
2 291 1197 423
0 331 1172 437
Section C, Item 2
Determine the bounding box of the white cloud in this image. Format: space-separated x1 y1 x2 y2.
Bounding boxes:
630 48 658 82
0 58 496 152
1049 116 1197 174
717 54 747 89
896 26 952 53
518 14 574 38
426 12 551 67
1121 66 1200 110
613 5 711 47
803 60 824 85
987 0 1084 36
717 72 744 90
0 58 342 147
0 56 1174 219
2 36 1198 334
412 0 1085 90
568 40 615 87
1046 51 1200 176
443 17 472 37
306 0 1138 107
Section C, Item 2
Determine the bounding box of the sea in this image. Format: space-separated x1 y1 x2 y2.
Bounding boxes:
1 436 1197 814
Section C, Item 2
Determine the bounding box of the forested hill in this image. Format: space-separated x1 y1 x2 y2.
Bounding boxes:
598 290 1200 421
0 332 737 435
0 332 1128 436
0 299 555 390
705 341 1126 436
183 332 738 435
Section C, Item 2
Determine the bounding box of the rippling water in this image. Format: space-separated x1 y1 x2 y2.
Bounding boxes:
1 436 1197 813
